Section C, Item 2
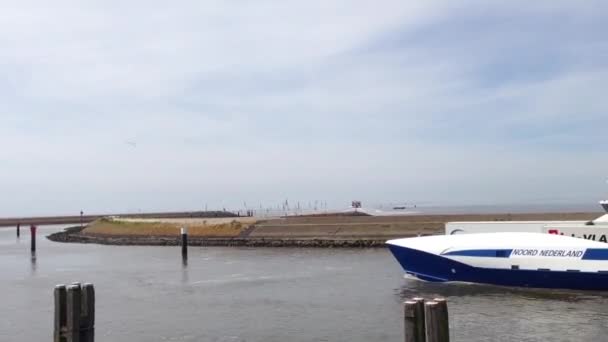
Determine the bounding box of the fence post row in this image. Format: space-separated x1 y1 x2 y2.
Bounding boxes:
54 283 95 342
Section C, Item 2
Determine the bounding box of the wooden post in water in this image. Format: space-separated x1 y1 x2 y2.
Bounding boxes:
404 301 419 342
54 285 67 342
30 225 37 252
17 223 20 238
412 297 426 342
404 298 428 342
181 227 188 260
424 301 449 342
55 283 95 342
433 298 449 342
66 284 82 342
80 283 95 342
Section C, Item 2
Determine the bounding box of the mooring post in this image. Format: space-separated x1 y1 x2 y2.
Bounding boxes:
66 284 82 342
54 283 95 342
30 225 37 252
17 223 20 238
412 297 426 342
433 298 449 342
424 301 439 342
54 285 67 342
404 301 418 342
424 301 449 342
80 283 95 342
181 227 188 259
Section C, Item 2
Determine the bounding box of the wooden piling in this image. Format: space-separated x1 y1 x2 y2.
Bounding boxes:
404 298 428 342
54 285 67 342
404 301 418 342
181 227 188 259
433 298 449 342
55 283 95 342
30 225 37 252
412 297 426 342
66 284 82 342
424 301 449 342
80 283 95 342
17 223 20 238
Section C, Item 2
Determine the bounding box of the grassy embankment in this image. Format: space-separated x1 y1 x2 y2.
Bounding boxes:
79 212 601 241
83 217 258 237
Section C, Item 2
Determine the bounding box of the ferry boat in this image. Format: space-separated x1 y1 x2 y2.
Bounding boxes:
387 232 608 291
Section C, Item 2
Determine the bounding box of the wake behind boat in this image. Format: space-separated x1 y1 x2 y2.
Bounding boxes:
387 232 608 291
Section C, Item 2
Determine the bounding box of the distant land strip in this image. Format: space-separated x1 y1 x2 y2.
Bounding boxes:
0 211 238 228
47 212 601 248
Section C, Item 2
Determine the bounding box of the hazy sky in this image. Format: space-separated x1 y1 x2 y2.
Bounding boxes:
1 1 607 216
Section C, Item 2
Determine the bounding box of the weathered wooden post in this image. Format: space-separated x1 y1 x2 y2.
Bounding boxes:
54 285 67 342
181 227 188 259
433 298 449 342
55 283 95 342
66 284 82 342
30 225 37 252
404 301 419 342
17 223 20 238
404 298 427 342
412 297 426 342
81 283 95 342
424 301 449 342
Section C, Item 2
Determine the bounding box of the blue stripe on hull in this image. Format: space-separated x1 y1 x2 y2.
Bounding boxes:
388 245 608 291
442 249 513 258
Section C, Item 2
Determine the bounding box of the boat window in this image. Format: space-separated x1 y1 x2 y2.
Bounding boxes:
511 265 519 270
496 250 508 258
538 268 551 271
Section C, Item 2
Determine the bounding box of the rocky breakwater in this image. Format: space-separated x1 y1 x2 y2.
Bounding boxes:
48 232 386 247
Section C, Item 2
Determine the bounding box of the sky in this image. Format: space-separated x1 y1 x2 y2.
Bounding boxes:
1 1 607 216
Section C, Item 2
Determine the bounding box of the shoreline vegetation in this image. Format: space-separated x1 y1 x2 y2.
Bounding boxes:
47 212 600 248
84 217 257 237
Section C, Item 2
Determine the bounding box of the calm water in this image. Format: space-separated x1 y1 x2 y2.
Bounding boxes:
2 226 608 342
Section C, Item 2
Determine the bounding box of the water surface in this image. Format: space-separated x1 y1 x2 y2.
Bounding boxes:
1 226 608 341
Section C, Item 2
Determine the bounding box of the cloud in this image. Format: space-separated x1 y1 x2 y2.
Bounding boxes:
0 1 607 215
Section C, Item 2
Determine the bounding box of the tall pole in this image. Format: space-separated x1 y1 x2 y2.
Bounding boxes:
30 225 37 253
181 227 188 260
